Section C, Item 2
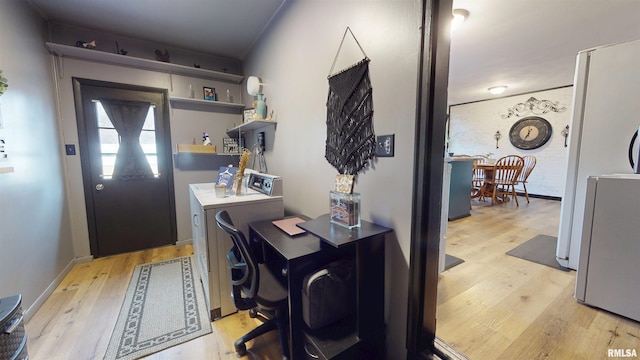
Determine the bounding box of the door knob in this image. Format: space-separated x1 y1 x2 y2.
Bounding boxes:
96 183 104 191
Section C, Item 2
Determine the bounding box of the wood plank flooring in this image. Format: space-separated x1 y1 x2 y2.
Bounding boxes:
25 245 283 360
437 197 640 359
25 197 640 359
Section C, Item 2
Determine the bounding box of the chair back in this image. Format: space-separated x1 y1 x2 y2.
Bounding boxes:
493 155 524 185
215 210 259 311
517 155 537 182
472 155 488 183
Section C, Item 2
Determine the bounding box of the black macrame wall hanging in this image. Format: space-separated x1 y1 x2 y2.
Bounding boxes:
325 27 375 176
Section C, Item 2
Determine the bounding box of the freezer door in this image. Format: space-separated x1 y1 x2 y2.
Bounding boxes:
575 175 640 322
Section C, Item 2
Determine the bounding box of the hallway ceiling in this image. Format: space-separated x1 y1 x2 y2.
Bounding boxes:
28 0 640 105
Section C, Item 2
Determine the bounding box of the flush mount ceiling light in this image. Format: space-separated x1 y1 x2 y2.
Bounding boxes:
451 9 469 32
489 86 508 95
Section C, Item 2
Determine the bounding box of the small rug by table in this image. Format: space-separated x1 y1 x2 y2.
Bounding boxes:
506 235 570 272
104 255 212 360
445 254 465 271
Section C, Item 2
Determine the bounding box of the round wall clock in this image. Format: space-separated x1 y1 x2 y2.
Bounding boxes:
509 116 552 150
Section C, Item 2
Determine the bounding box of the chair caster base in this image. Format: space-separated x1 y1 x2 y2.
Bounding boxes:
234 341 247 356
249 308 258 318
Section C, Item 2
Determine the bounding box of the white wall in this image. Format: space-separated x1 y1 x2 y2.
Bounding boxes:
242 1 423 357
0 1 75 319
448 87 574 197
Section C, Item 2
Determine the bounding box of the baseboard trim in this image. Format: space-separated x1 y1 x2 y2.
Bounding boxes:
516 192 561 201
176 239 193 247
23 257 78 323
433 337 470 359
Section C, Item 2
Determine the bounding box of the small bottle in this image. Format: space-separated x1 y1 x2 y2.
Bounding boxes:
226 89 232 103
188 84 194 98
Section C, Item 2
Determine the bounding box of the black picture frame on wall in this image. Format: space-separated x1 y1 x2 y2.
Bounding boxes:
203 86 215 101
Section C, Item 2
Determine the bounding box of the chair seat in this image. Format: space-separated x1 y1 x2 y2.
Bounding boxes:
255 263 288 309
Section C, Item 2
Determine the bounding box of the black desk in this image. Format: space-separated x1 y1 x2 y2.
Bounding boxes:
249 214 391 360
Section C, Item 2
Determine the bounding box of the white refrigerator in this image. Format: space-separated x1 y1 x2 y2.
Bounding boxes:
557 39 640 269
575 174 640 322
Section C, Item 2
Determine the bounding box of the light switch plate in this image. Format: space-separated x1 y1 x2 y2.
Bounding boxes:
375 134 395 157
65 144 76 156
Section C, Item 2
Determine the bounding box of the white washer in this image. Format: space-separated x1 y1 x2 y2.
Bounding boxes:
190 178 284 320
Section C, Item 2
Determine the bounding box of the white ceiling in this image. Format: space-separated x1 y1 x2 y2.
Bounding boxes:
449 0 640 105
28 0 640 105
28 0 287 59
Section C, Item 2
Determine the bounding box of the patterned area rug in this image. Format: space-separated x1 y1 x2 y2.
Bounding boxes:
104 256 212 360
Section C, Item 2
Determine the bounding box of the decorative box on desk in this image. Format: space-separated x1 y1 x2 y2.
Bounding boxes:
329 191 360 229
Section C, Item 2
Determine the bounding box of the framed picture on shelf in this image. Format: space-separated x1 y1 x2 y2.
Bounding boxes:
216 166 237 188
203 86 216 101
243 108 255 123
223 138 240 154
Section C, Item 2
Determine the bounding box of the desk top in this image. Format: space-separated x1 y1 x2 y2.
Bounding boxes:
297 214 392 248
250 215 323 261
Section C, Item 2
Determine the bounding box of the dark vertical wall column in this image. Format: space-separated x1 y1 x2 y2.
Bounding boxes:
406 0 452 358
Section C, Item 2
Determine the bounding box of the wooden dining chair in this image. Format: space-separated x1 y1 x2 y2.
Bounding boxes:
515 155 537 203
482 155 524 206
471 155 488 198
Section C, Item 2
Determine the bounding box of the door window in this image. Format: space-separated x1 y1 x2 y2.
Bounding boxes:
95 101 159 179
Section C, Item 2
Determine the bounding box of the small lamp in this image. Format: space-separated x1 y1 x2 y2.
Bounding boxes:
247 76 262 96
247 76 267 119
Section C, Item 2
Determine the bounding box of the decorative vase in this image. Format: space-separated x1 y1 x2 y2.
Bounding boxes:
255 93 267 119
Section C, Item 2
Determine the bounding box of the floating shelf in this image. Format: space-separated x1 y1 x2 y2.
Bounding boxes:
169 97 244 113
226 119 277 138
174 153 240 170
45 42 244 84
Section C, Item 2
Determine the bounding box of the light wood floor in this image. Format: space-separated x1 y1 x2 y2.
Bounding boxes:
437 197 640 359
25 198 640 360
25 245 284 360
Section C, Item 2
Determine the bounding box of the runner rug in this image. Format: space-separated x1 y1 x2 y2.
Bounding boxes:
104 255 212 360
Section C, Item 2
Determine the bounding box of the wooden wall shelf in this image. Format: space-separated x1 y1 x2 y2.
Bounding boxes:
174 153 240 170
169 97 244 113
45 42 244 84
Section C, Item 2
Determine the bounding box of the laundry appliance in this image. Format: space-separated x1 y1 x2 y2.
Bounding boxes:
189 172 284 320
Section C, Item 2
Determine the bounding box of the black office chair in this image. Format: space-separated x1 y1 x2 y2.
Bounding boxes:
215 210 290 360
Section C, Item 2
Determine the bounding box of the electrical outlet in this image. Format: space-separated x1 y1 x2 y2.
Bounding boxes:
375 135 395 157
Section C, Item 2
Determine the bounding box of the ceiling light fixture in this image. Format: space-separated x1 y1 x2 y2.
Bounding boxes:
488 86 508 95
451 9 469 32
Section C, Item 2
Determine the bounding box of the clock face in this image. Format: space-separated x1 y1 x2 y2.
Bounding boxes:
509 116 552 150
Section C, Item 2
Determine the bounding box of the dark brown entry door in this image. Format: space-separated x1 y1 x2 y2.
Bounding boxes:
74 79 176 257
